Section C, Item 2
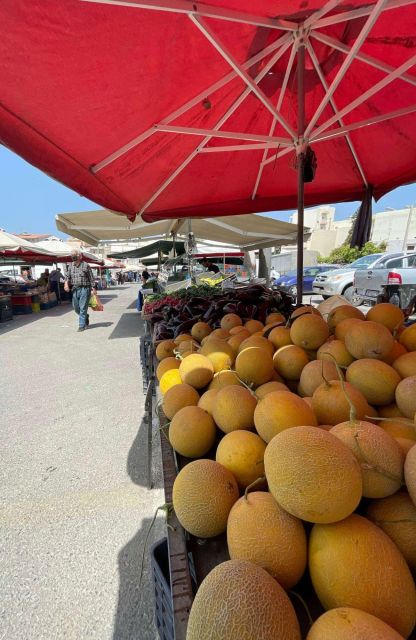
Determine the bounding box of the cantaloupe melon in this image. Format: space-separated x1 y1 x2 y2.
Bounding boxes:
382 340 408 365
399 324 416 351
327 305 365 333
254 391 317 443
291 305 321 320
162 383 200 420
174 333 193 345
312 380 369 425
227 492 307 588
191 321 212 342
200 338 235 373
210 328 230 339
379 403 405 418
216 430 266 489
169 406 216 458
197 388 219 416
309 514 416 637
213 385 257 433
229 326 250 337
220 313 242 330
186 560 301 640
159 368 183 395
345 320 394 360
268 326 292 349
235 347 274 387
299 360 341 397
346 358 401 406
380 420 416 455
176 339 199 355
208 370 242 390
264 426 362 523
317 339 354 368
273 345 309 380
396 376 416 418
330 420 403 498
155 339 176 360
393 351 416 378
179 353 214 388
366 303 405 332
266 312 286 325
307 608 405 640
227 333 249 355
255 380 288 399
367 491 416 571
334 317 364 341
244 319 264 334
156 356 180 381
238 335 274 357
173 459 239 538
405 445 416 506
290 314 329 350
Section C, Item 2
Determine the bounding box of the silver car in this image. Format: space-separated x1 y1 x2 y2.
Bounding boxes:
312 253 405 304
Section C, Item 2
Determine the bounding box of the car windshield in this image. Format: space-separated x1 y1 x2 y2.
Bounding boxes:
348 254 383 269
281 271 296 277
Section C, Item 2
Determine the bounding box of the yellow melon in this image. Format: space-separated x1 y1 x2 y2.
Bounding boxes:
379 403 405 418
235 347 274 387
291 305 322 320
220 313 242 330
254 390 317 443
367 491 416 571
317 339 354 368
210 328 230 340
162 383 200 420
191 321 212 342
197 388 219 416
212 385 257 434
345 320 394 360
330 420 403 498
396 376 416 418
186 559 301 640
366 302 405 332
200 338 235 373
381 419 416 455
265 426 362 523
169 406 216 458
238 335 274 357
312 380 369 425
268 325 292 349
178 353 214 389
255 381 288 399
299 360 341 397
155 339 176 360
273 345 309 380
227 333 249 355
227 492 306 588
174 333 193 345
399 324 416 351
266 312 286 325
382 339 408 365
159 368 183 395
405 444 416 506
290 314 329 350
208 370 242 390
346 359 401 406
334 317 365 341
156 356 180 381
393 351 416 378
229 325 250 336
327 305 366 333
173 459 238 538
309 514 416 637
244 319 264 334
216 430 266 489
307 608 405 640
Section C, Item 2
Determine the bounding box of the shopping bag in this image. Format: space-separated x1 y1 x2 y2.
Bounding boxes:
89 293 104 311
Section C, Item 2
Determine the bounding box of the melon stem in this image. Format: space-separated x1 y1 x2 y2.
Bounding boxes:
139 503 174 585
323 352 357 422
235 374 257 398
288 590 313 628
244 476 266 501
353 433 403 484
366 415 416 429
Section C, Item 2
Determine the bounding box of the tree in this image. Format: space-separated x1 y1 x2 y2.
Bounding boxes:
318 240 387 264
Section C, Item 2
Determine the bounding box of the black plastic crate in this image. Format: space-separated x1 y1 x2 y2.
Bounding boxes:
0 307 13 322
150 538 174 640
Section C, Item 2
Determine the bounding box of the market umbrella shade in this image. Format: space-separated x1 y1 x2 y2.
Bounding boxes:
0 230 58 261
1 0 416 223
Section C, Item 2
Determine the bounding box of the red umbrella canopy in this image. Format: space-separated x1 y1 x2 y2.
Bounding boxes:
1 0 416 221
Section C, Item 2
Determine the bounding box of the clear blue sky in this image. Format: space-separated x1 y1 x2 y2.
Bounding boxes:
1 145 416 236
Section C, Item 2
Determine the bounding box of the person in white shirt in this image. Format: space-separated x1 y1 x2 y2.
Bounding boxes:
270 267 280 283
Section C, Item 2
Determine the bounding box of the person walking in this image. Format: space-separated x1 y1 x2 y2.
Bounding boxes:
64 250 96 332
48 267 65 303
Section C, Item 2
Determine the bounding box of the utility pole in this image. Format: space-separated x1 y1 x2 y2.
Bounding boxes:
402 204 414 253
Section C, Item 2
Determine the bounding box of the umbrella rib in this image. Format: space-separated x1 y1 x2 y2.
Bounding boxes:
311 53 416 139
91 32 291 173
153 124 292 146
313 0 416 29
189 14 297 140
311 31 416 88
138 37 292 215
251 40 299 200
306 40 368 187
303 0 345 29
261 145 294 168
304 0 388 139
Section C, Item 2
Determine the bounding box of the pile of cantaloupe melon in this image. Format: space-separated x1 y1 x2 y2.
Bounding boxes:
155 302 416 639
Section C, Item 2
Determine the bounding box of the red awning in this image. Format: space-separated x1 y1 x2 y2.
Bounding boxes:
0 1 415 221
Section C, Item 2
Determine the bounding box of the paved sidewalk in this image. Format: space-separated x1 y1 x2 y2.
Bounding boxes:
0 285 164 639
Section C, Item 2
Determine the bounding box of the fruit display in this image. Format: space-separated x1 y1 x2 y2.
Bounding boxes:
151 298 416 638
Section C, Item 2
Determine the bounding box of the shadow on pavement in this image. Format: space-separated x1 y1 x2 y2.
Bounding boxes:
109 313 145 340
88 321 114 329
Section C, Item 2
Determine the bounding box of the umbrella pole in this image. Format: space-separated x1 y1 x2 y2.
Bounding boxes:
296 40 306 307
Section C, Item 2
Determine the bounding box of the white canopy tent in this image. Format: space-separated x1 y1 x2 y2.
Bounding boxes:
55 209 303 251
35 239 103 264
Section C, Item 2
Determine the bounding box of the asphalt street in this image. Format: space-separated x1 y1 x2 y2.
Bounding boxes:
0 284 164 640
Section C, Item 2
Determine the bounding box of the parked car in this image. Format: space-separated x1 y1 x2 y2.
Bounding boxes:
312 253 406 304
353 252 416 309
272 265 339 297
0 274 26 284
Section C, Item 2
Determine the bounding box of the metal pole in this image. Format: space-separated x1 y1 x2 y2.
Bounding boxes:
296 38 306 306
402 204 413 252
